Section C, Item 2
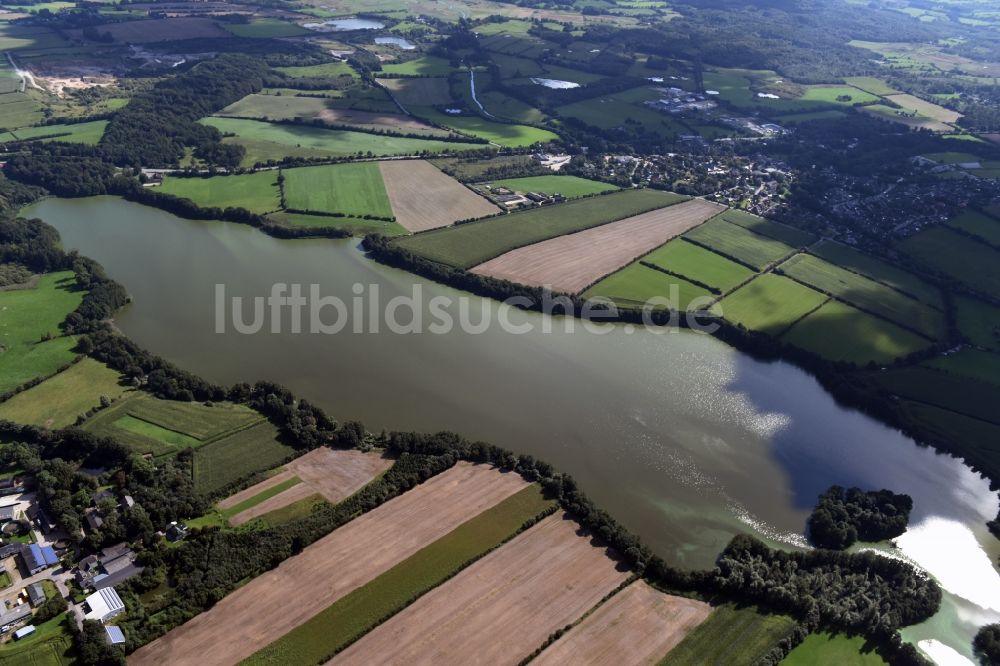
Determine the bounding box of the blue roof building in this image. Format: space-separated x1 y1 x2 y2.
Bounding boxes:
105 625 125 645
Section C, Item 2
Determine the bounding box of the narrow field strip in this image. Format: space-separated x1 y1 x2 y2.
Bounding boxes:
470 198 725 294
130 463 529 666
242 485 554 665
533 581 711 666
379 160 499 232
330 512 631 666
221 476 302 520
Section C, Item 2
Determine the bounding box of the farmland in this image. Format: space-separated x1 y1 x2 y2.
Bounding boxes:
945 209 1000 246
781 300 931 364
277 61 356 79
283 162 393 219
378 159 498 232
376 77 452 106
642 239 755 293
583 263 715 312
867 367 1000 426
924 349 1000 387
200 118 488 165
884 93 960 124
0 271 82 394
956 295 1000 351
0 614 75 666
380 56 454 77
192 422 296 495
243 484 553 665
534 581 712 666
778 253 945 339
717 273 828 334
158 171 281 214
783 632 886 665
395 189 686 268
222 18 310 38
470 198 724 294
130 463 529 666
411 106 559 147
899 226 1000 296
484 174 617 198
0 358 126 428
662 604 798 666
717 209 815 247
8 119 108 144
684 218 798 270
810 240 942 306
332 512 631 666
220 447 393 525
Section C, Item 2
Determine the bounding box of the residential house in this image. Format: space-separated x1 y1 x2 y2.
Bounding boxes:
26 582 45 607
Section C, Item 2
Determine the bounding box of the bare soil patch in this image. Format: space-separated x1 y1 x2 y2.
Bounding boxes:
331 512 630 666
379 160 499 232
130 463 528 666
471 198 724 294
533 580 712 666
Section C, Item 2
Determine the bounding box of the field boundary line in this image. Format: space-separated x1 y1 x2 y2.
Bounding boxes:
771 295 832 339
679 236 761 272
805 245 943 310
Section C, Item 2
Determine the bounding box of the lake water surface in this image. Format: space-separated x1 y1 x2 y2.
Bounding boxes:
28 196 1000 661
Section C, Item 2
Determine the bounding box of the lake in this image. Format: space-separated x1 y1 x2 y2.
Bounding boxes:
27 196 1000 661
374 36 415 50
303 18 384 31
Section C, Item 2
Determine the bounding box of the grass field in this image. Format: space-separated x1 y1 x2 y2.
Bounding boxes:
660 604 797 666
243 484 553 665
395 189 685 268
556 86 689 138
283 162 392 218
10 120 108 144
924 349 1000 386
945 209 1000 246
0 271 82 394
478 90 547 124
223 18 310 38
779 253 944 339
684 218 797 269
380 56 454 77
376 77 452 106
0 614 75 666
0 358 126 428
895 401 1000 481
85 393 264 456
484 175 617 198
774 109 848 124
868 366 1000 425
717 273 827 335
202 118 487 165
716 209 815 246
218 476 302 521
781 300 931 364
783 632 886 665
267 212 408 236
412 105 558 147
192 422 296 495
277 61 355 79
643 239 755 293
843 77 900 96
159 171 280 214
899 226 1000 297
583 263 715 311
810 240 942 306
956 295 1000 351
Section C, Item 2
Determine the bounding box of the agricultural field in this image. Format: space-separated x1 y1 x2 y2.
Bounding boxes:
69 17 229 43
534 581 711 666
8 119 108 144
192 421 296 495
783 632 886 665
716 209 815 247
923 348 1000 387
899 226 1000 297
556 85 689 138
412 106 559 147
717 273 828 335
130 463 530 666
642 239 755 293
395 189 685 267
478 90 547 124
662 603 798 666
376 77 452 106
220 447 393 525
583 263 715 312
216 94 447 136
956 295 1000 351
483 174 617 198
0 271 82 394
781 300 931 364
470 198 723 294
0 613 75 666
843 77 900 96
277 61 356 79
267 212 408 236
283 162 393 218
431 154 542 181
201 118 488 165
867 366 1000 425
333 512 631 666
684 218 798 270
860 104 954 133
158 171 281 214
810 240 942 306
378 159 498 232
380 56 454 77
0 358 126 428
895 401 1000 480
945 209 1000 246
243 484 553 665
222 18 310 38
84 392 264 457
884 93 960 124
0 93 42 131
778 253 945 339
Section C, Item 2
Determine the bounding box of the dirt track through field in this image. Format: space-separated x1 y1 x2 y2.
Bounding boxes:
470 198 725 294
533 580 712 666
224 448 393 525
129 463 528 666
330 512 630 666
380 160 499 232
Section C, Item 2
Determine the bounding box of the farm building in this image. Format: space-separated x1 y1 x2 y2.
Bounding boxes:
76 543 143 591
27 582 45 607
13 625 35 640
0 603 32 631
0 544 18 559
19 543 58 575
105 625 126 645
165 522 188 542
83 587 125 623
0 505 15 522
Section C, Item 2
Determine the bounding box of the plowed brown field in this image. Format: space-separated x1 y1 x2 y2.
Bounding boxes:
380 160 499 232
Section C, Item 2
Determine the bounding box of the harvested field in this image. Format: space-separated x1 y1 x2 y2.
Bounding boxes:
379 160 498 232
884 93 961 123
471 198 724 294
534 581 711 666
130 463 529 666
225 448 392 525
331 512 631 666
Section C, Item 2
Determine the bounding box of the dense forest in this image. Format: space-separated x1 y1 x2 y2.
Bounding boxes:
974 624 1000 666
807 485 913 550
